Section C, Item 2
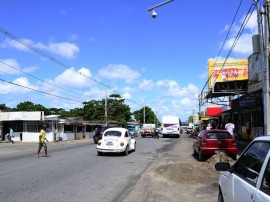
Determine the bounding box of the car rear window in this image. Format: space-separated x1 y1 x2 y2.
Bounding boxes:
206 132 232 139
104 131 121 137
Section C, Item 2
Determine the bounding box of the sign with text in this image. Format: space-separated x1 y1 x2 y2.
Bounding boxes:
208 59 248 88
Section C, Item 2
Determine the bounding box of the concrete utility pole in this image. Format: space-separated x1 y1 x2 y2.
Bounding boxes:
144 106 145 124
105 87 108 126
263 0 270 135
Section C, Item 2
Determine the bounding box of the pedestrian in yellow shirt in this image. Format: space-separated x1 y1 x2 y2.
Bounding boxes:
36 125 49 158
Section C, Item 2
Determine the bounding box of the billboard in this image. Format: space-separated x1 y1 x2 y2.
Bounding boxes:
208 59 248 88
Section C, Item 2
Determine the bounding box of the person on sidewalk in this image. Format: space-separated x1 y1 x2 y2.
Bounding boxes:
8 127 14 144
36 125 49 158
225 118 235 136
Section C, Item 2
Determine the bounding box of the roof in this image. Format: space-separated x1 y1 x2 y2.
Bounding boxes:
253 136 270 141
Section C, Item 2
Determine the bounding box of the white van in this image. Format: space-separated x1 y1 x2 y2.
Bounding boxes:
161 115 180 138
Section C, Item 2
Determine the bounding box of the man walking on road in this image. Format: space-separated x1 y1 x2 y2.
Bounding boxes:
36 125 49 158
8 127 14 144
225 118 235 136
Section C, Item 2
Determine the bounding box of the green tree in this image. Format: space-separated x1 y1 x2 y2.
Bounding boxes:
82 95 131 125
0 104 11 111
133 106 157 124
82 99 104 121
16 101 50 115
48 108 65 115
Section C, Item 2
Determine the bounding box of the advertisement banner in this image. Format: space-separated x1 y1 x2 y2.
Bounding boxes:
208 59 248 88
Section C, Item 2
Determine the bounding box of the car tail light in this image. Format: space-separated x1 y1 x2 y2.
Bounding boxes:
232 140 237 146
97 141 101 146
120 142 124 147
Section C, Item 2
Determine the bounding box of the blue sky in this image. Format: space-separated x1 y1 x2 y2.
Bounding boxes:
0 0 258 121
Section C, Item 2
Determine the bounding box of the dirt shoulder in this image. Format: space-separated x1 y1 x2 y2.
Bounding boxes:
123 135 235 202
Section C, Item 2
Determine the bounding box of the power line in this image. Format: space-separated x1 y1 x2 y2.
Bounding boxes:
0 27 111 89
201 0 243 91
0 60 96 100
201 1 256 95
0 78 82 104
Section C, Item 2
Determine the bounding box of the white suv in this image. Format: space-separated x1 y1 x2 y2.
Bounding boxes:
215 136 270 202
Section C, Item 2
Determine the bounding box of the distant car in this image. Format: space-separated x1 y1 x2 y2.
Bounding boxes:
127 128 138 138
186 127 193 134
93 125 115 144
193 129 238 161
215 136 270 202
96 127 136 156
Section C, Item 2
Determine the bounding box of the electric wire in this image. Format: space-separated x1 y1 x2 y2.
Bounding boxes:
200 1 256 99
201 0 243 91
0 69 82 102
0 27 111 89
0 60 96 100
0 78 82 104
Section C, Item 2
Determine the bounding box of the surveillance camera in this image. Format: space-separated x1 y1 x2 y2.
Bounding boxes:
151 10 157 18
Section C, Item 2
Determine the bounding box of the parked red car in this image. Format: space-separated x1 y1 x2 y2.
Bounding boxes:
193 129 238 161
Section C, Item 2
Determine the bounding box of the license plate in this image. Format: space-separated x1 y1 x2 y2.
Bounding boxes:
106 142 113 146
215 150 225 153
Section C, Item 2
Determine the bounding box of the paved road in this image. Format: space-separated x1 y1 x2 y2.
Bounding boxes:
0 135 249 202
0 137 171 202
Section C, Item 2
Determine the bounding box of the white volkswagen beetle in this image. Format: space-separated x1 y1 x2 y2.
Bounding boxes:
96 127 136 156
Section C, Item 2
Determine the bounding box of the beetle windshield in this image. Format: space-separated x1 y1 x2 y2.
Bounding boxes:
104 131 121 137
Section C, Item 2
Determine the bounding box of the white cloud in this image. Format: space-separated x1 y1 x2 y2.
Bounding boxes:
224 33 253 55
0 58 21 74
122 92 131 99
156 79 183 97
54 67 93 88
84 87 106 101
0 77 37 94
139 79 155 90
122 86 137 94
98 64 140 83
0 58 38 75
46 42 79 59
222 12 258 56
1 38 80 59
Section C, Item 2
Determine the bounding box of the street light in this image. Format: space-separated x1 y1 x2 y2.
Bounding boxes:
105 97 124 126
147 0 174 18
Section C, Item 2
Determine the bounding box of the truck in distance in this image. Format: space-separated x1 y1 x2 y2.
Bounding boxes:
161 115 181 138
141 124 156 138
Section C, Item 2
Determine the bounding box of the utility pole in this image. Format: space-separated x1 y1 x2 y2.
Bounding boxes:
105 87 108 126
262 0 270 135
144 106 145 124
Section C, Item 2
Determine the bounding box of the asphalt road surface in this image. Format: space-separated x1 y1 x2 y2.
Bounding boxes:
0 135 220 202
